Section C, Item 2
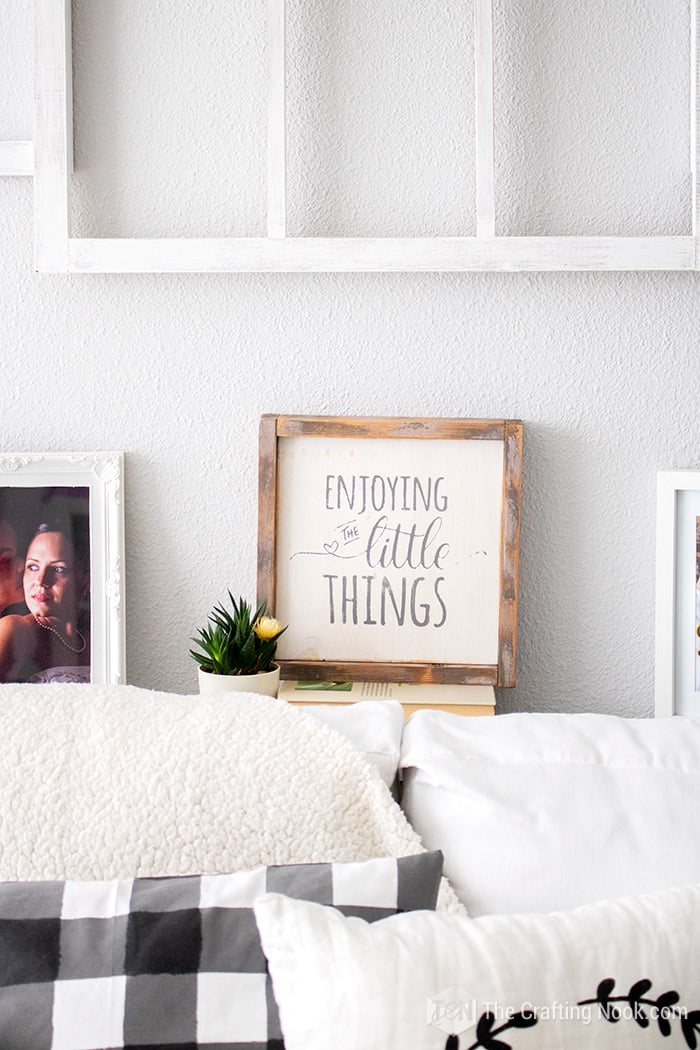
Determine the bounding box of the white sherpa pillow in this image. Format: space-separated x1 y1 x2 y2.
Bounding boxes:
0 684 434 890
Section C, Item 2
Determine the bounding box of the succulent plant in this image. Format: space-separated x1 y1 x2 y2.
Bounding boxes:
190 593 287 676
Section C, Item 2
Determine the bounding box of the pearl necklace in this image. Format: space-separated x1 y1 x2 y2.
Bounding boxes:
33 615 87 655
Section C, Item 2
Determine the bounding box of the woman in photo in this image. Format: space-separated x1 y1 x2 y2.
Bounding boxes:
0 519 24 615
0 522 90 683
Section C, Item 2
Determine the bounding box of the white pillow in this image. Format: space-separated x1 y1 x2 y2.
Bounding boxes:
255 882 700 1050
302 700 404 788
0 685 425 883
399 710 700 914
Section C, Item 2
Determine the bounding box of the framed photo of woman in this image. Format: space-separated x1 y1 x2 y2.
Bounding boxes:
0 453 124 685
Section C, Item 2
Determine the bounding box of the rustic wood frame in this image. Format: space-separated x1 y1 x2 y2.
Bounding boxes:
27 0 700 273
257 415 522 686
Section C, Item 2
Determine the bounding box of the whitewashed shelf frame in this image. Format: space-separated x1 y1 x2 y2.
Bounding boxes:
0 0 34 176
0 141 34 177
32 0 700 273
693 0 700 237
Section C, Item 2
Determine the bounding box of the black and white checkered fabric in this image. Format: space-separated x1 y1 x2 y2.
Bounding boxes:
0 851 443 1050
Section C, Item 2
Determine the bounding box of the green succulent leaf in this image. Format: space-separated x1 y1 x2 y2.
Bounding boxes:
190 593 285 677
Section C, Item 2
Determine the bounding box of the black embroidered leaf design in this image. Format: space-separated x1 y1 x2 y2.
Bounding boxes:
509 1011 537 1029
594 978 621 1022
628 979 653 1028
579 977 697 1045
475 1012 512 1050
453 1006 540 1050
656 991 681 1038
596 978 616 1000
681 1010 700 1049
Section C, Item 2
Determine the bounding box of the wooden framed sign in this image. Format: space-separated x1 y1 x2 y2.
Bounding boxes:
257 416 522 686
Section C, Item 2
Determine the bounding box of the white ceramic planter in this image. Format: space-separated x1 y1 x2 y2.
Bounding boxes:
197 664 280 697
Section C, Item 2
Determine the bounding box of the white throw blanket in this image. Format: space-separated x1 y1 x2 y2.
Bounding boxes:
0 684 460 909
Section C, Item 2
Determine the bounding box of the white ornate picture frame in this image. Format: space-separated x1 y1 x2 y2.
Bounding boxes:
655 470 700 716
0 453 124 684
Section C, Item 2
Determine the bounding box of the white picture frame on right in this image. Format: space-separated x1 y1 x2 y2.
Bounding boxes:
655 470 700 716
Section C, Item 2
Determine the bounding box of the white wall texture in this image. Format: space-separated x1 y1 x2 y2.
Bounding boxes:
0 0 698 714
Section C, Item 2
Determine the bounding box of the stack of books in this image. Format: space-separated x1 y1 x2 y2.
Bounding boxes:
277 679 495 717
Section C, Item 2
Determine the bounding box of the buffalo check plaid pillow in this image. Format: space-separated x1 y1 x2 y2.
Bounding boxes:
0 851 443 1050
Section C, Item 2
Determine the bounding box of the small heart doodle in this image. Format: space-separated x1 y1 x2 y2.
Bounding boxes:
323 541 339 555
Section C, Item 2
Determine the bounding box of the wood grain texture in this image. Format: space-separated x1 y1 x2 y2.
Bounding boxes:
276 660 498 686
497 420 523 687
257 414 280 614
274 415 506 440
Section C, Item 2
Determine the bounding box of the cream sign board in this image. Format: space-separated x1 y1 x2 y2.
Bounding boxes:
258 417 522 686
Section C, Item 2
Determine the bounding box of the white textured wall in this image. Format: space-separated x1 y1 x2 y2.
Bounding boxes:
1 0 698 715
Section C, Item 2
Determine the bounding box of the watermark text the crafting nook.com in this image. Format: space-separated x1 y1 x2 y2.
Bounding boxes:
426 987 687 1037
427 990 590 1035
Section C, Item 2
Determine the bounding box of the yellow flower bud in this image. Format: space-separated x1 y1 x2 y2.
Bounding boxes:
254 616 283 640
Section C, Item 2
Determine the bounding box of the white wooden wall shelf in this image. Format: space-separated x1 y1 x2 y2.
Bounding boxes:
26 0 700 273
0 1 33 176
0 141 33 177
